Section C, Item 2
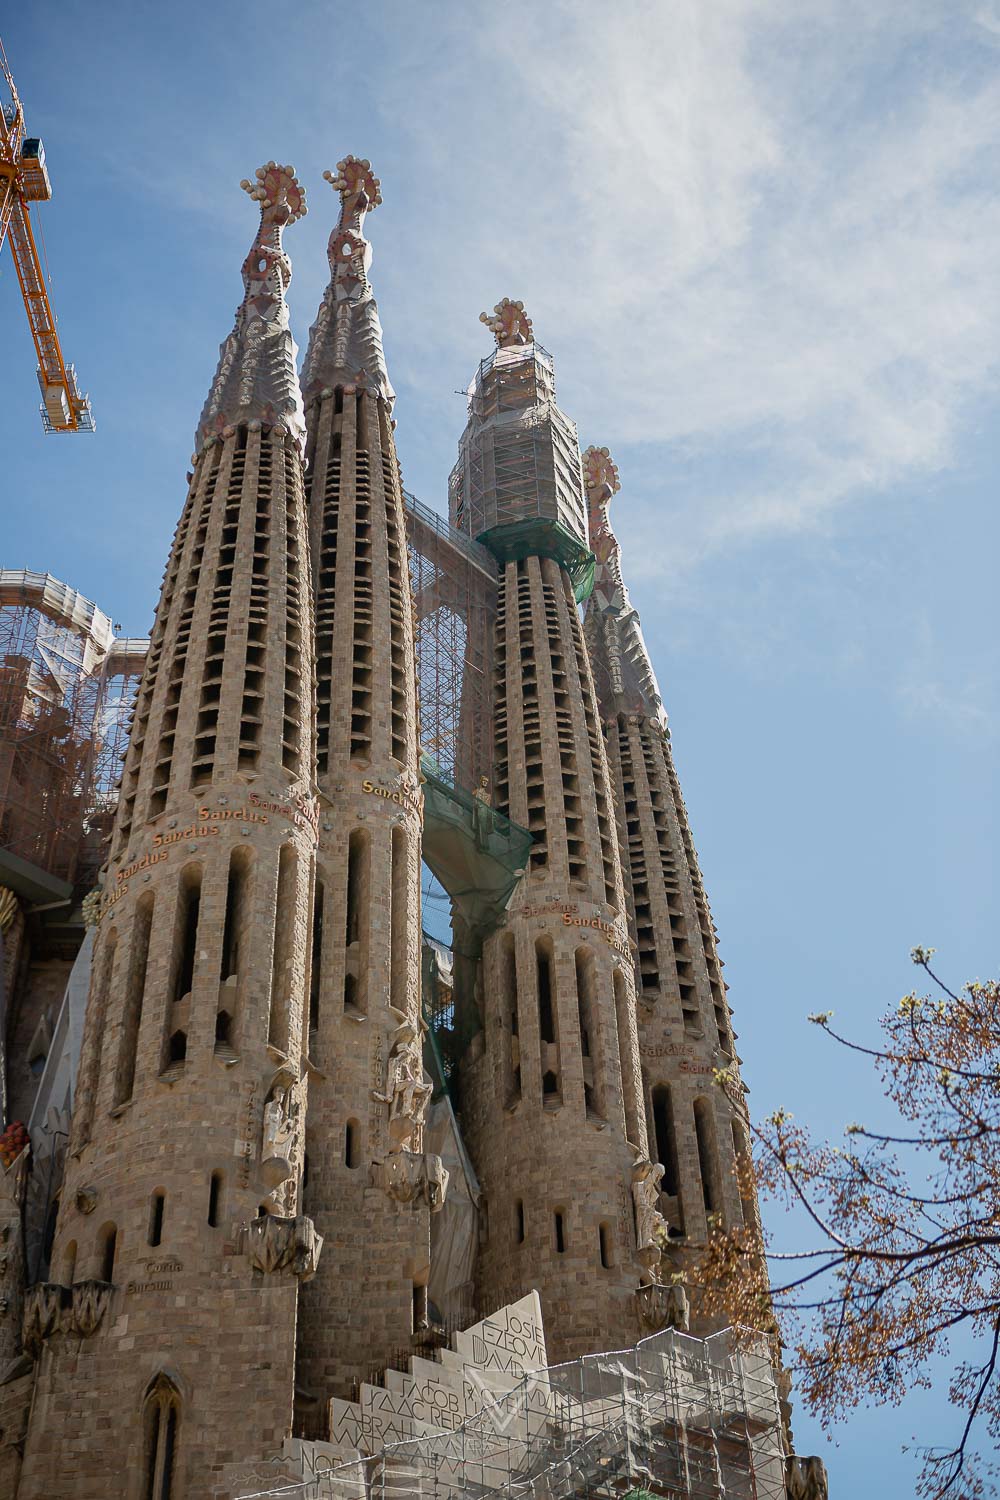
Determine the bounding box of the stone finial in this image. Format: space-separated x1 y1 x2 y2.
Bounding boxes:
785 1456 829 1500
480 298 533 348
322 155 383 211
196 162 308 450
302 155 395 405
239 162 308 225
582 445 621 501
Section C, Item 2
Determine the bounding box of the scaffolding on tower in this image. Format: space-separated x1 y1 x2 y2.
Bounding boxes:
0 571 145 894
404 490 498 794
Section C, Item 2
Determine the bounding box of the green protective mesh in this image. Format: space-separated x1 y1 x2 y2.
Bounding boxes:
476 517 596 602
420 756 532 939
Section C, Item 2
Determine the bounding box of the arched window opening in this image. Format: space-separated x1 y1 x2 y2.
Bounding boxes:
536 939 560 1100
76 927 117 1147
345 1118 360 1169
599 1222 612 1270
309 879 324 1035
346 830 366 947
515 1199 525 1244
115 893 155 1106
142 1373 181 1500
220 848 250 983
613 967 643 1148
215 1010 233 1046
268 845 297 1052
652 1084 680 1197
575 946 603 1117
503 934 520 1099
62 1239 77 1287
173 870 202 1003
343 971 357 1013
554 1209 566 1254
167 1030 187 1065
208 1172 224 1228
412 1280 428 1334
536 943 556 1044
148 1191 165 1248
694 1097 721 1220
390 826 408 1015
731 1120 755 1227
99 1222 118 1283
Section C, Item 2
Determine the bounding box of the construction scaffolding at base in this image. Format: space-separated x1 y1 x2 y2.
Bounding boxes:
0 571 146 889
237 1325 787 1500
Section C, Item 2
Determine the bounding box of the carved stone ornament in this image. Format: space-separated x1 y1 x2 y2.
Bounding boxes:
372 1150 449 1212
247 1213 323 1282
635 1280 690 1334
22 1282 67 1357
372 1023 433 1152
76 1184 98 1215
261 1066 303 1189
785 1455 829 1500
479 297 533 349
631 1158 667 1267
71 1278 113 1338
196 163 308 453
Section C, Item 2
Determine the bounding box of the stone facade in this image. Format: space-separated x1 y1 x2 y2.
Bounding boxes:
581 446 763 1315
293 159 437 1425
0 162 801 1499
451 313 654 1360
15 166 320 1499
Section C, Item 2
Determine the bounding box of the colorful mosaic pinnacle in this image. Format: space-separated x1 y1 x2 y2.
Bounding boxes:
323 154 383 210
582 444 622 500
239 161 308 223
480 296 533 348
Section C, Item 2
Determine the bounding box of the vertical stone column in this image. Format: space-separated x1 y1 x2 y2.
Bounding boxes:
582 446 763 1326
460 549 648 1359
294 159 435 1424
18 166 321 1500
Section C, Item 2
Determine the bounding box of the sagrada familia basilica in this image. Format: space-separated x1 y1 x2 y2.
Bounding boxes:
0 159 828 1500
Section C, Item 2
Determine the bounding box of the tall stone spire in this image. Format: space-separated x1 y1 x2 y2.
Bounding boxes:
584 446 664 722
582 449 764 1320
451 310 654 1362
197 161 308 452
18 168 320 1500
301 154 394 407
295 159 434 1429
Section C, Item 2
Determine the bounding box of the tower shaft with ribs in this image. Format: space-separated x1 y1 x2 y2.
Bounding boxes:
450 305 653 1359
294 158 433 1423
18 165 320 1500
581 446 763 1316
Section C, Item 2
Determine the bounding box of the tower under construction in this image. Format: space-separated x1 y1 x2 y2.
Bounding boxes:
0 158 827 1500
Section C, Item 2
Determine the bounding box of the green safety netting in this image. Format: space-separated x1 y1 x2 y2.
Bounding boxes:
476 517 596 602
420 756 532 941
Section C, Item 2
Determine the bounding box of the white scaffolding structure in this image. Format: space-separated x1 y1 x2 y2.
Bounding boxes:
237 1324 787 1500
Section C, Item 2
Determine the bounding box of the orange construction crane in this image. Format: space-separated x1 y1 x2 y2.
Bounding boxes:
0 36 93 433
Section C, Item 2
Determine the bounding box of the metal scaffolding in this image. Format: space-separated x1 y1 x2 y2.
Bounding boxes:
0 571 145 890
405 492 497 794
236 1324 788 1500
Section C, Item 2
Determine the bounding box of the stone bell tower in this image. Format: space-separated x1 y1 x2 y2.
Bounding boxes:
17 164 321 1500
581 446 763 1315
295 157 439 1427
449 304 660 1360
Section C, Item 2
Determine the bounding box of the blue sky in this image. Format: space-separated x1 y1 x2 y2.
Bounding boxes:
2 1 998 1489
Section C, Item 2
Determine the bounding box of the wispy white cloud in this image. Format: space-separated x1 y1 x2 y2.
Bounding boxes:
373 0 1000 569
